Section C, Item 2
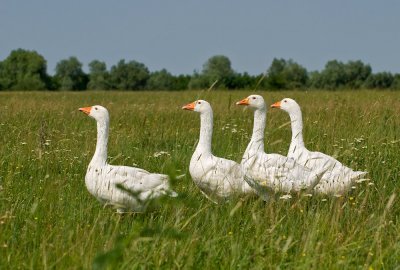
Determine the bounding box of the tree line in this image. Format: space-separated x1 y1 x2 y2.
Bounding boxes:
0 49 399 91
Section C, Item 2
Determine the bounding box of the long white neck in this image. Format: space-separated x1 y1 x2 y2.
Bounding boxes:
195 110 213 154
90 118 109 166
248 107 266 152
288 107 305 149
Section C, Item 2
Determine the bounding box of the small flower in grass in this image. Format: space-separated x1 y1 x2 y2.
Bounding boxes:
153 151 170 158
321 198 327 202
280 194 292 200
21 142 27 145
228 231 233 236
176 174 186 180
355 178 369 183
349 197 354 201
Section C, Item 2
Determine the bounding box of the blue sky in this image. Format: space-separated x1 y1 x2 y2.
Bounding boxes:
1 0 399 75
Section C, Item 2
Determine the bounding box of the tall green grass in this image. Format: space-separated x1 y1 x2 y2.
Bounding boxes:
0 90 399 269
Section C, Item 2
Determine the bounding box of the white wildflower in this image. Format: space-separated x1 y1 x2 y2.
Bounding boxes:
176 174 186 179
355 178 370 183
279 194 292 200
153 151 170 158
260 181 268 186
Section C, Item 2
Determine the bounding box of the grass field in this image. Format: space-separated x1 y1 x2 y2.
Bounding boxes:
0 90 399 269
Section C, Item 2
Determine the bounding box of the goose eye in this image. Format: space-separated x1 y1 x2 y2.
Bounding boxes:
284 100 287 103
198 101 202 104
95 107 98 110
252 97 256 100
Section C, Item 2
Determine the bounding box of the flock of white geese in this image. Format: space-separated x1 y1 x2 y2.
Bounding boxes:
79 95 367 212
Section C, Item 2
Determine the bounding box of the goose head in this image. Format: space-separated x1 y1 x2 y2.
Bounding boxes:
79 105 109 122
236 95 266 110
182 100 212 114
271 98 300 114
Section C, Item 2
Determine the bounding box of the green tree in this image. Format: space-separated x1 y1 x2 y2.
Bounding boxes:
173 74 191 90
55 57 88 90
188 71 209 89
0 61 4 90
364 72 394 89
88 60 110 90
147 69 174 90
0 49 50 90
391 74 400 90
225 72 258 89
204 55 235 88
312 60 346 90
310 60 371 90
344 60 372 89
109 60 149 90
266 58 308 90
189 55 235 89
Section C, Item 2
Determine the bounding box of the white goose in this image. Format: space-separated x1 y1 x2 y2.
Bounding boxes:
271 98 368 194
182 100 255 202
79 105 177 212
236 95 329 195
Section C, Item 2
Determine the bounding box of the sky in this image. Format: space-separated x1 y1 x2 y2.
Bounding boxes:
1 0 399 75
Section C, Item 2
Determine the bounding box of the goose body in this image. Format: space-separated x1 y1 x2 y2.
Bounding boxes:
79 105 176 212
183 100 255 202
271 98 367 194
237 95 329 195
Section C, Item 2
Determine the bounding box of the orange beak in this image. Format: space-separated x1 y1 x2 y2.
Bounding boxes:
79 106 92 115
271 101 281 109
182 102 196 111
236 98 250 106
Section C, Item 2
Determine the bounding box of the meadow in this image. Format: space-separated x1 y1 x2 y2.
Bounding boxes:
0 90 399 269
